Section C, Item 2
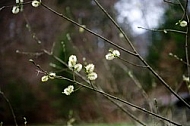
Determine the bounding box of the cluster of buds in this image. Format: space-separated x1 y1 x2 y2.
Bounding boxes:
105 49 120 60
12 0 41 14
12 0 23 14
68 55 83 72
41 72 56 82
85 64 98 81
62 85 74 95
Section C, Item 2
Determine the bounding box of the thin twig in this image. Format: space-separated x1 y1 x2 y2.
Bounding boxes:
118 57 148 68
0 90 18 126
138 26 187 34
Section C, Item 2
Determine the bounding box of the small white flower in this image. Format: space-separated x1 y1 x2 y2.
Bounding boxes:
87 72 98 81
74 63 82 72
68 55 77 69
119 33 124 38
183 75 190 82
16 0 19 3
105 49 120 60
32 0 41 7
62 85 74 95
69 55 77 62
85 64 95 73
48 72 56 79
180 20 187 27
105 53 114 60
12 6 20 14
41 75 49 82
112 50 120 57
79 25 86 33
68 61 74 69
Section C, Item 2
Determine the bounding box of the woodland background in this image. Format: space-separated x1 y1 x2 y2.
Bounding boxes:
0 0 190 125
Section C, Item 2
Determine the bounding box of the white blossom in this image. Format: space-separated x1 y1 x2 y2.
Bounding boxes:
79 25 86 33
12 6 20 14
74 63 82 72
69 55 77 63
32 0 41 7
105 53 114 60
68 55 77 69
183 75 190 83
180 20 187 27
48 72 56 79
105 49 120 60
41 75 49 82
112 50 120 57
119 33 124 38
85 64 95 73
62 85 74 95
87 72 98 81
16 0 19 3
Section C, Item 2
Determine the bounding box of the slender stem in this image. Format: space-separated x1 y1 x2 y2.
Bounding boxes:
118 57 148 68
163 0 180 5
0 90 18 126
138 26 187 34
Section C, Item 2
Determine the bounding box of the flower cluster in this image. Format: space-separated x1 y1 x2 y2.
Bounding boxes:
12 0 24 14
68 55 82 72
62 85 74 95
105 49 120 60
12 0 41 14
85 64 98 81
41 72 56 82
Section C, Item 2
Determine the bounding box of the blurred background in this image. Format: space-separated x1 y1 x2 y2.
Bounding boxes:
0 0 190 125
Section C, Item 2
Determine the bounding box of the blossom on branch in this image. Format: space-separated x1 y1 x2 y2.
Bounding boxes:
74 63 83 72
62 85 74 95
85 64 95 73
85 63 98 81
68 55 83 72
68 55 77 69
12 6 20 14
41 75 49 82
32 0 41 7
48 72 56 79
180 20 187 27
87 72 98 81
105 49 120 60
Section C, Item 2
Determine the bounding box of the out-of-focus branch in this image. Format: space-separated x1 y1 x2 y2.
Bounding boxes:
0 89 18 126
